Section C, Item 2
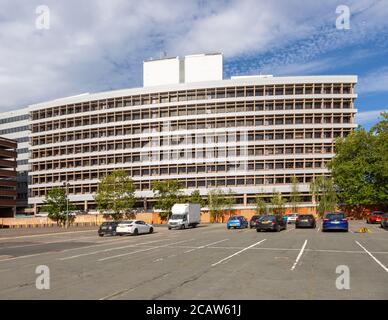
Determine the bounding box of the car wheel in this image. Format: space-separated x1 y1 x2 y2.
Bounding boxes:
168 227 171 230
256 228 260 232
149 227 153 234
133 228 138 236
112 231 117 236
98 234 104 237
276 225 281 232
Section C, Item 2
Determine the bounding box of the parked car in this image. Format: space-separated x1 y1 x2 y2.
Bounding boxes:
295 214 316 228
287 213 299 224
227 216 248 229
256 215 287 232
249 215 262 229
366 211 384 224
380 214 388 230
322 212 348 232
98 221 120 237
282 214 289 223
116 220 154 236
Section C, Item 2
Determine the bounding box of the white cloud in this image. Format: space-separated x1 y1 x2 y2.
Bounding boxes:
0 0 387 112
356 109 387 126
358 67 388 94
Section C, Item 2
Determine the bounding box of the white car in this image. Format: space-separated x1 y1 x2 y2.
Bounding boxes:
287 213 299 224
116 220 154 236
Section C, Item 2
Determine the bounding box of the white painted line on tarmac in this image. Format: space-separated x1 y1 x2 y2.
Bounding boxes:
284 227 295 233
98 238 195 262
355 241 388 273
291 239 308 271
0 234 167 263
211 239 266 267
0 235 99 250
317 227 320 232
59 238 166 260
184 239 229 253
0 229 96 241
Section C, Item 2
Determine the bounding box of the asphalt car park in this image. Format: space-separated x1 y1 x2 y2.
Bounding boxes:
0 220 387 299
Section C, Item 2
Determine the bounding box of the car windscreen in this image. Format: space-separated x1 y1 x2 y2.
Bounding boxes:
325 213 345 220
251 216 261 220
299 215 314 219
170 214 185 220
120 220 133 224
260 215 276 221
228 216 240 221
372 212 384 215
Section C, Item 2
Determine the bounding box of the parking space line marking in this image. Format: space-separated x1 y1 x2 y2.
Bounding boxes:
284 227 295 233
211 239 266 267
0 229 96 241
0 235 99 250
59 238 166 260
317 227 320 232
291 239 308 271
97 238 195 262
355 241 388 273
0 234 168 263
184 239 229 253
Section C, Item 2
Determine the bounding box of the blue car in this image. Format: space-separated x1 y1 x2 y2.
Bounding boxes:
227 216 248 229
322 212 348 232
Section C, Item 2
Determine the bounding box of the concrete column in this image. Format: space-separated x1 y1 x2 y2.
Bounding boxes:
33 203 37 215
243 193 247 206
84 200 88 212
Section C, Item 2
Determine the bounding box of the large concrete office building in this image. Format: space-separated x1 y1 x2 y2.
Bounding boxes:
28 53 358 213
0 137 17 217
0 108 31 214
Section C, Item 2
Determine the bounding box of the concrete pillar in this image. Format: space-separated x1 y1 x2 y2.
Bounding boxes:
84 200 88 212
33 203 37 215
243 193 247 207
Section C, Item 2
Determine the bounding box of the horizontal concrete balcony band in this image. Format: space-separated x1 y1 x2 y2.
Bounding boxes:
29 124 358 147
29 169 330 189
30 109 357 137
29 155 334 175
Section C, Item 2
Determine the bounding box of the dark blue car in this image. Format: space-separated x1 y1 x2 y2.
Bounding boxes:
227 216 248 229
322 212 348 232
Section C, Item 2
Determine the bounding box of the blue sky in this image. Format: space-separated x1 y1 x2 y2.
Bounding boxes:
0 0 387 128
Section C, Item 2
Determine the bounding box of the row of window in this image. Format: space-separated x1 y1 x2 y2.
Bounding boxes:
32 159 329 184
30 173 327 196
31 116 352 146
32 144 334 171
31 83 355 120
31 98 354 132
0 114 29 125
32 129 350 159
0 125 29 135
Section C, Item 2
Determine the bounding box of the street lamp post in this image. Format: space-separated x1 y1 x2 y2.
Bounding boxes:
63 182 70 229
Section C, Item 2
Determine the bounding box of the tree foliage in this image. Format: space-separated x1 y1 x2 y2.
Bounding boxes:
186 189 207 207
255 196 267 215
327 112 388 210
151 180 183 220
270 191 286 215
42 187 75 227
310 176 338 216
207 189 234 222
290 176 301 213
95 169 136 220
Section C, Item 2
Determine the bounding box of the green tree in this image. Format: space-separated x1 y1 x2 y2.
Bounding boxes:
151 180 183 221
290 176 301 213
270 191 286 215
208 189 226 222
310 176 338 217
327 112 388 211
187 189 207 207
255 196 267 215
95 169 136 220
42 188 75 227
224 189 236 219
